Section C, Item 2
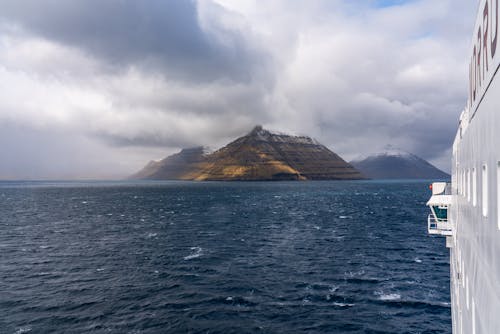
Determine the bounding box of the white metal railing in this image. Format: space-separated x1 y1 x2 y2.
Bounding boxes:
427 214 453 236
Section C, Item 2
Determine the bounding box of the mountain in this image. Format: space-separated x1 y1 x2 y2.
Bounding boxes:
130 146 211 180
350 149 450 179
132 126 365 181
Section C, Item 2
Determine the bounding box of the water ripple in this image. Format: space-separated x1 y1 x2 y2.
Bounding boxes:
0 180 451 333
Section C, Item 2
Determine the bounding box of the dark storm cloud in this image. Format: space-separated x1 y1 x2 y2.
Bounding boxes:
0 0 260 82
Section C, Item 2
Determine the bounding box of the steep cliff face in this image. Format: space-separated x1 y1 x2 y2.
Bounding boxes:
350 149 450 179
130 147 210 180
132 126 365 181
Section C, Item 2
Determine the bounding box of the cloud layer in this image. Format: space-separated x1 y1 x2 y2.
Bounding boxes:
0 0 476 178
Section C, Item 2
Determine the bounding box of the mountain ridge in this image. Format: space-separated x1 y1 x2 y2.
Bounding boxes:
350 150 449 179
132 126 365 181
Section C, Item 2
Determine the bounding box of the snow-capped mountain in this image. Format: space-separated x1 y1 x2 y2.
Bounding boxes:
350 148 450 179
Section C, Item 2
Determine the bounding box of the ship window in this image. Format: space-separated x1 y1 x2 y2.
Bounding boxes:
462 170 464 196
483 164 488 217
462 261 465 288
497 162 500 229
472 299 476 334
472 168 477 207
460 312 463 334
462 260 465 288
460 170 463 195
433 206 448 220
463 170 466 197
466 276 469 309
467 169 471 202
459 170 462 195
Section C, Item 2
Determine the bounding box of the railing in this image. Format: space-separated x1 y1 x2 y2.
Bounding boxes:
427 215 453 236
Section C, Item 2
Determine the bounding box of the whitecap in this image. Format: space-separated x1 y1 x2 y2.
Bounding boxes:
184 247 203 260
333 302 354 307
329 286 339 293
96 268 105 272
146 232 158 238
15 327 32 334
226 296 233 301
414 258 422 263
378 293 401 301
81 201 88 204
39 245 49 249
344 270 365 278
339 216 349 219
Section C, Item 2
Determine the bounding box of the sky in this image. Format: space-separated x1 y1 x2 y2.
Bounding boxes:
0 0 477 179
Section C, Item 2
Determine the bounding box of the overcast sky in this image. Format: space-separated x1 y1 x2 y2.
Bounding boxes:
0 0 476 179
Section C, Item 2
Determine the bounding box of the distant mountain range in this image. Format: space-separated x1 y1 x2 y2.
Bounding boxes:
132 126 365 181
350 149 450 179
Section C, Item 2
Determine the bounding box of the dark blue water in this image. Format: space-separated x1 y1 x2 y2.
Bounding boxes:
0 181 450 333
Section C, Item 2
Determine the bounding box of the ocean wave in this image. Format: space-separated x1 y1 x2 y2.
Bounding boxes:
14 327 32 334
333 302 355 307
376 292 401 301
344 270 365 278
0 181 453 332
380 298 452 310
344 277 383 284
184 247 203 260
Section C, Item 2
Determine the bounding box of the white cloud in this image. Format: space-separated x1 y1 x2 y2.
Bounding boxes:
0 0 477 178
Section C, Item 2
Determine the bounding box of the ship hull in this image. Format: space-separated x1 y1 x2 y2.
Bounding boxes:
450 51 500 334
448 0 500 332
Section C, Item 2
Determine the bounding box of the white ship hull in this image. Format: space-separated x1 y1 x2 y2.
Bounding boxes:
446 0 500 332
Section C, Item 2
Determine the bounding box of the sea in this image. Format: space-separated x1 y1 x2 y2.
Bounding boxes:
0 180 451 334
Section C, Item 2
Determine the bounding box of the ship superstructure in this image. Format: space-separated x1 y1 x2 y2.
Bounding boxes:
426 0 500 332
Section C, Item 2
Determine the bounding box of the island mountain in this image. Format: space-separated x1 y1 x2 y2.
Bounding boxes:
132 126 365 181
350 148 450 179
